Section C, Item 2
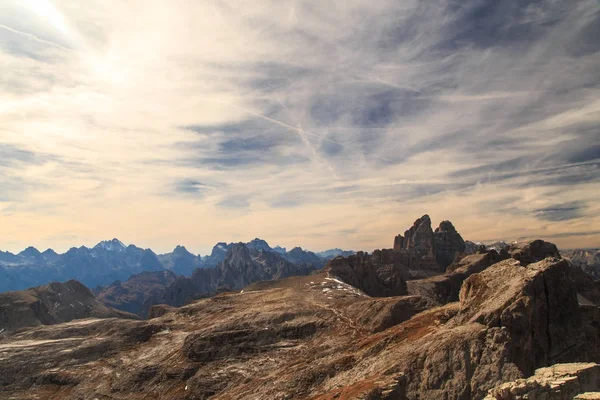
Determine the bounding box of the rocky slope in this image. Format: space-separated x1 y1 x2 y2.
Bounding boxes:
94 270 179 317
0 280 136 334
1 235 598 399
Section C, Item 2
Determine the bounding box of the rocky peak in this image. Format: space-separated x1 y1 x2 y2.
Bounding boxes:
393 215 465 272
433 220 466 271
272 245 287 254
94 238 126 252
172 245 193 257
246 238 272 252
210 242 231 256
508 239 561 266
395 214 434 255
18 246 42 259
41 248 59 262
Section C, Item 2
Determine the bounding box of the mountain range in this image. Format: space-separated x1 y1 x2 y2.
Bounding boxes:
1 215 600 399
0 238 350 294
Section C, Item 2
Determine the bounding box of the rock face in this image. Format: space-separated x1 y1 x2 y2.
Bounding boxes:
485 363 600 400
394 214 435 254
407 250 506 304
433 220 466 269
325 251 408 297
394 215 466 272
508 239 561 266
0 280 136 333
454 257 589 376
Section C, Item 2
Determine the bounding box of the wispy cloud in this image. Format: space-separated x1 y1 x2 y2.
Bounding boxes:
0 0 599 253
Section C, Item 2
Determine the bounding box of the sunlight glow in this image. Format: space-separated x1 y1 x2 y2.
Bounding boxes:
24 0 70 34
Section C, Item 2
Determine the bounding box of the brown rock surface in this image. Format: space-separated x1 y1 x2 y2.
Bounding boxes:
485 363 600 400
407 250 506 304
433 220 466 270
508 239 561 266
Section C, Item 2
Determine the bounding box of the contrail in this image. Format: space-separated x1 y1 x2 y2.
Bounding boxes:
0 24 76 54
275 96 339 177
369 76 422 93
213 99 395 164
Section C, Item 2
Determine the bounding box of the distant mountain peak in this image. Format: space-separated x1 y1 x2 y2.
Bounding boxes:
272 245 287 254
94 238 127 252
172 245 195 257
246 238 272 252
18 246 42 258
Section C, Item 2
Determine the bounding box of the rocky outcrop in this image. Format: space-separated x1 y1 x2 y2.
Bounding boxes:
0 280 136 333
454 257 592 375
344 295 436 332
325 251 408 297
484 363 600 399
394 214 435 254
508 239 561 266
407 250 506 304
393 215 466 272
433 220 466 270
327 216 473 297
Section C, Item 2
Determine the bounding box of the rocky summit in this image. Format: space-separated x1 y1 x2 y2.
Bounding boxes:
1 216 599 399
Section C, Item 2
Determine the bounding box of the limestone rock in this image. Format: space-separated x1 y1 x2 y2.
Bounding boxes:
485 363 600 400
508 239 561 266
433 220 466 270
325 251 408 297
407 250 506 304
396 214 435 255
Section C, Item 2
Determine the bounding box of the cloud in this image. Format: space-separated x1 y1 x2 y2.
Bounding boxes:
0 0 599 253
173 179 207 195
533 201 586 222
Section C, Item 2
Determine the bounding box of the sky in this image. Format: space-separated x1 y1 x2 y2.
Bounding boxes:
0 0 599 255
